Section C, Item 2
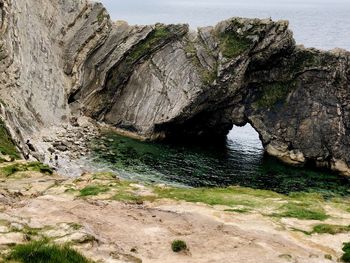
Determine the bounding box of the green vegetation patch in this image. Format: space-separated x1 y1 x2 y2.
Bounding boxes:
202 64 218 85
312 224 350 235
6 239 94 263
110 180 156 203
0 120 20 160
218 30 251 58
92 172 118 180
127 24 172 62
112 191 143 203
112 191 156 203
155 186 336 221
274 202 329 221
292 49 319 72
0 162 53 177
154 186 281 208
11 225 42 237
342 242 350 262
171 240 187 253
79 185 109 197
254 81 296 109
184 40 218 85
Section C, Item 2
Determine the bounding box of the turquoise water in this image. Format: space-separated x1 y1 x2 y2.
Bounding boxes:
90 125 350 197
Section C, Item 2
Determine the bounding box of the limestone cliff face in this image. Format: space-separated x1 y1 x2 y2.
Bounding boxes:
1 0 350 176
0 0 89 148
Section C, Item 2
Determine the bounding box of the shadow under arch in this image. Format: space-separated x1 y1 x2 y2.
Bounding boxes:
91 123 350 197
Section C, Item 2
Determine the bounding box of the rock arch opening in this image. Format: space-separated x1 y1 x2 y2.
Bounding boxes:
227 124 264 155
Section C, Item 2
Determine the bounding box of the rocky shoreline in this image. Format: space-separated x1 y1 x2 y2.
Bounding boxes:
27 117 101 177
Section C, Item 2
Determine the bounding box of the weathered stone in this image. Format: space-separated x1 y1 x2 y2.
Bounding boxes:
0 0 349 176
0 232 24 245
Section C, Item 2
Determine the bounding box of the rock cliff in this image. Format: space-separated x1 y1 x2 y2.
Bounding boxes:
0 0 350 176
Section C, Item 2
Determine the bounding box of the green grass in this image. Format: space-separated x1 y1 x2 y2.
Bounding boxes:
341 242 350 262
127 25 171 62
218 31 251 58
274 203 329 221
19 226 42 237
171 240 187 253
154 186 281 208
6 240 93 263
312 224 350 235
91 172 118 180
110 181 156 203
202 64 218 85
0 162 53 177
155 186 334 222
112 191 144 203
79 185 109 197
0 120 20 160
112 191 156 203
293 224 350 235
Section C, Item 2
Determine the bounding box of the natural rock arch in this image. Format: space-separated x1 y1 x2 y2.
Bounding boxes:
68 11 349 175
0 0 349 176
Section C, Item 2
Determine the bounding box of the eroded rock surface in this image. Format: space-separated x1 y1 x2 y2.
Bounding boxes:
0 0 349 175
0 164 350 262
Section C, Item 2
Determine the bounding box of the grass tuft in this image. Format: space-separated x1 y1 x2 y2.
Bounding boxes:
0 162 53 177
79 185 109 197
92 172 118 180
6 239 94 263
274 203 329 221
312 224 350 235
155 185 281 208
171 240 187 253
341 242 350 262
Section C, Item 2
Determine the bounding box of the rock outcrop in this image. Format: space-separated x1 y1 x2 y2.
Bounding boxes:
0 0 350 175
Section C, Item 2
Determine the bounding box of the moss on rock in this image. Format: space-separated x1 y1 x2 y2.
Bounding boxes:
218 30 251 58
253 81 296 109
127 24 172 63
0 120 20 160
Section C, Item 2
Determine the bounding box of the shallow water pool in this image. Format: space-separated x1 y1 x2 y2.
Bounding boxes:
89 125 350 197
